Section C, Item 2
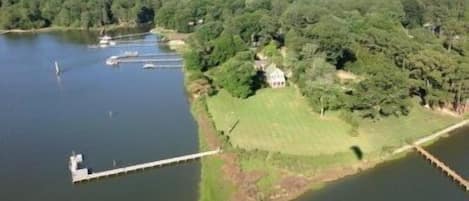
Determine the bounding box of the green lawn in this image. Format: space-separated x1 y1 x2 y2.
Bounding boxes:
207 87 460 156
199 157 233 201
192 99 234 201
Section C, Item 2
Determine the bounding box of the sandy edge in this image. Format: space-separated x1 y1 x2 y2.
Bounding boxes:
393 119 469 154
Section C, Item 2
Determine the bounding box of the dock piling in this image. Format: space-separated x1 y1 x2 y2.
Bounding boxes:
69 148 221 183
413 144 468 191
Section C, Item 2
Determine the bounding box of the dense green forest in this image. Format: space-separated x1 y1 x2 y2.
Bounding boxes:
168 0 469 119
2 0 468 119
0 0 159 29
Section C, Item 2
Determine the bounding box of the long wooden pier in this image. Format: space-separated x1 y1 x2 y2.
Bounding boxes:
138 53 179 57
111 32 151 40
114 39 160 44
70 148 221 183
143 65 183 69
413 145 468 191
107 44 161 48
117 58 182 63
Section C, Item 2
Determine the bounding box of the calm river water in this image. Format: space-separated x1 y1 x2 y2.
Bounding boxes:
0 31 199 201
297 126 469 201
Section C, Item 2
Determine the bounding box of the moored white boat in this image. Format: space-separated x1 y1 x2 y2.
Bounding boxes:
99 35 112 45
143 63 157 69
123 51 138 57
106 56 119 65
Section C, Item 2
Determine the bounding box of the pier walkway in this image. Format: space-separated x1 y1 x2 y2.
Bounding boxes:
106 53 182 65
138 53 179 57
113 39 160 44
111 32 151 40
70 148 221 183
143 65 182 69
414 145 468 191
116 58 182 64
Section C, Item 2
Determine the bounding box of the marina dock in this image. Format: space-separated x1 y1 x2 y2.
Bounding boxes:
116 58 182 63
414 145 468 191
69 149 221 183
106 53 181 66
111 32 151 40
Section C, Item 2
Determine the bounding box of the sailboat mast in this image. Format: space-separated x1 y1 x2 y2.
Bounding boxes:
55 61 60 75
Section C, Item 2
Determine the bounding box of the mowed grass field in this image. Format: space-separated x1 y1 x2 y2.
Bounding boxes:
358 105 460 151
207 87 460 156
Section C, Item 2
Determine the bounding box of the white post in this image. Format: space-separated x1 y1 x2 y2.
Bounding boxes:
55 61 60 75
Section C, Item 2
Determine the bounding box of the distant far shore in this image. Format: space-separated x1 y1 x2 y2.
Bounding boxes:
0 23 151 35
1 27 97 34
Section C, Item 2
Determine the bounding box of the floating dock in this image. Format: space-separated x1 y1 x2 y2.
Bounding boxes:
116 58 182 63
69 148 221 183
111 32 151 40
106 53 180 66
142 64 182 69
414 145 468 191
106 57 182 66
138 53 179 57
113 39 160 44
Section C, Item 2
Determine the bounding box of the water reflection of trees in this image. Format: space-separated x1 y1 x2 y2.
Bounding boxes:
2 26 153 45
50 26 153 45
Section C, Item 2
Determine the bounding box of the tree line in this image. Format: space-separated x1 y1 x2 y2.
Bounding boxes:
0 0 159 29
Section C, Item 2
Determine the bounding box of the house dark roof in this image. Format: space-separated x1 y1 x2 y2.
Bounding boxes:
265 64 284 76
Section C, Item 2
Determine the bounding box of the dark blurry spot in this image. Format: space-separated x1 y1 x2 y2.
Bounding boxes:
350 145 363 160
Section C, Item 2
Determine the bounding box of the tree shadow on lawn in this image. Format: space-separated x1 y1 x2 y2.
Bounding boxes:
350 145 363 160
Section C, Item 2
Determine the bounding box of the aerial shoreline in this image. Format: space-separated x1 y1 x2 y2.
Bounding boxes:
3 27 463 201
150 27 469 200
1 27 466 201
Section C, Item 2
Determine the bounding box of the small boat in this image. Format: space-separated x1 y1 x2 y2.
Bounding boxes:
99 35 112 45
143 63 157 69
122 51 138 57
100 35 112 40
109 41 116 46
106 56 119 65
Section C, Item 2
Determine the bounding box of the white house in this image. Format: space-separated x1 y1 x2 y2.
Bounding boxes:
264 64 286 88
